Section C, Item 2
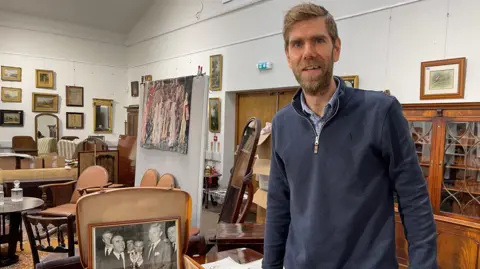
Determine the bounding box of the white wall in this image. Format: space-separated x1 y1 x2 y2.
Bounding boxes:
0 10 128 148
127 0 480 194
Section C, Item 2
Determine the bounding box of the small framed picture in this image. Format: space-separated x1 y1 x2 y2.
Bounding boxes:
1 66 22 82
88 217 180 269
66 112 84 129
131 81 139 97
0 110 24 127
209 54 223 91
1 87 22 102
36 69 55 89
341 75 359 88
66 86 84 107
32 92 59 113
208 98 221 133
420 57 466 100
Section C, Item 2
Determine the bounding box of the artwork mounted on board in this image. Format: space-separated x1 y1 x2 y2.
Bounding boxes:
140 76 193 154
36 69 55 89
340 75 359 88
131 81 139 97
1 66 22 82
66 86 84 107
420 57 466 100
209 54 223 91
1 87 22 102
208 98 221 133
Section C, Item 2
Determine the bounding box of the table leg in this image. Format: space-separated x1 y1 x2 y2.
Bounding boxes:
0 212 20 266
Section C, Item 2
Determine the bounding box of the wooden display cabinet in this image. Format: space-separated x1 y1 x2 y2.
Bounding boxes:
397 102 480 268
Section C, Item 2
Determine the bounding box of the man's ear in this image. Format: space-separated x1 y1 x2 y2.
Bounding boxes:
333 38 341 63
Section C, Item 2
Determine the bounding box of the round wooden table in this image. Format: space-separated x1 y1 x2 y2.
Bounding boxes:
0 197 44 267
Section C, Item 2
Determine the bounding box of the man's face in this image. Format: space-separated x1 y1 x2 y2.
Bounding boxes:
111 235 125 253
127 240 134 251
167 226 176 243
102 232 113 246
149 226 162 242
285 17 341 95
134 241 144 253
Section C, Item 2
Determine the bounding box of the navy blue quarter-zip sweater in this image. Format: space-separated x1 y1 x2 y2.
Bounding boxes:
263 81 438 269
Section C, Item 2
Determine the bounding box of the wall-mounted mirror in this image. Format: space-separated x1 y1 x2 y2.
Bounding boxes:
35 113 59 155
93 98 113 133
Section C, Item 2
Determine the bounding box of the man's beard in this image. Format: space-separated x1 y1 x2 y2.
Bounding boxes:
294 55 334 96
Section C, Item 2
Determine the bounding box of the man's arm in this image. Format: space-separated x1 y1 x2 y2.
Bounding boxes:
381 97 438 269
262 120 291 269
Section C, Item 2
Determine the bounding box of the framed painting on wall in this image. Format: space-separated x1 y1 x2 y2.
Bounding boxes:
36 69 55 89
32 92 59 113
66 112 84 129
340 75 359 88
1 66 22 82
0 110 24 127
209 98 221 133
1 87 22 102
131 81 139 97
420 57 466 100
209 54 223 91
66 86 84 107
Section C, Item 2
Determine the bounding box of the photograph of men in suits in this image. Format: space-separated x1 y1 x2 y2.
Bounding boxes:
93 220 178 269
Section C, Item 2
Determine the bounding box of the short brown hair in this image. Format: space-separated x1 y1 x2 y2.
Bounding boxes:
283 3 338 49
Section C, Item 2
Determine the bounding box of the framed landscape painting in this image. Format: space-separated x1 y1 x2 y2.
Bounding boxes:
420 57 466 100
0 110 24 127
88 217 180 269
1 66 22 82
32 92 59 113
36 69 55 89
1 87 22 102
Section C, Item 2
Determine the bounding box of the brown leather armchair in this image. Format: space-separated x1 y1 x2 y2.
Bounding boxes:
39 166 109 216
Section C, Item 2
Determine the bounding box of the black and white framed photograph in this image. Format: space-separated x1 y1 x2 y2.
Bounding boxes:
89 217 180 269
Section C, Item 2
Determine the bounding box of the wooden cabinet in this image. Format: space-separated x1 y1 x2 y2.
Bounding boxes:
397 102 480 268
125 105 139 136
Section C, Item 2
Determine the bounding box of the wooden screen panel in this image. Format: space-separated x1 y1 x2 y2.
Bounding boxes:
395 212 480 269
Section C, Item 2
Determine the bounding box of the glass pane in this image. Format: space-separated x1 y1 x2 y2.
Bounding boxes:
395 121 432 204
440 122 480 219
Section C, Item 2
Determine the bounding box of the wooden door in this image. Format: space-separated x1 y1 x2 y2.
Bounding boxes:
235 93 277 148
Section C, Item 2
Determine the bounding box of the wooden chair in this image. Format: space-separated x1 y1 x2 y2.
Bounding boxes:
22 212 76 266
39 166 109 216
157 173 175 188
140 169 159 187
72 137 108 159
12 136 38 156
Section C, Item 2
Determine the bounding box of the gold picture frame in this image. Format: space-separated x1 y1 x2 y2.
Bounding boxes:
209 54 223 91
32 92 59 113
36 69 55 89
208 98 221 133
1 66 22 82
1 87 22 102
341 75 359 88
420 57 466 100
93 98 113 133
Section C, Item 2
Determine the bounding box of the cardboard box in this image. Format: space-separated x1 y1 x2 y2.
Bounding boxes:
20 157 43 169
253 189 268 224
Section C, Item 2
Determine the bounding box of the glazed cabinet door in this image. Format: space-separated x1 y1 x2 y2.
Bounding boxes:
401 109 440 202
437 118 480 221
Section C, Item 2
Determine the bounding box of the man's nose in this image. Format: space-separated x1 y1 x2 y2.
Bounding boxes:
303 42 316 59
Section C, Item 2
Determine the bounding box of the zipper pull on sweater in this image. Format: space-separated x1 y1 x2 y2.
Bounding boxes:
314 135 319 153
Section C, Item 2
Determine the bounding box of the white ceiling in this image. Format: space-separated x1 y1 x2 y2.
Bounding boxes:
0 0 155 34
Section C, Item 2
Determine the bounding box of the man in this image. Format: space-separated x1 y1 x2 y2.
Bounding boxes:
145 223 173 269
97 231 113 268
102 234 127 269
130 240 145 269
262 3 438 269
166 225 177 264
